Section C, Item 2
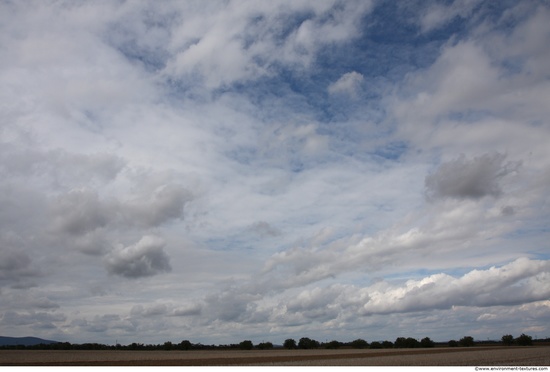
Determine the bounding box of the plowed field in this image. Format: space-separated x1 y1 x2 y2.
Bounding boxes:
1 346 549 366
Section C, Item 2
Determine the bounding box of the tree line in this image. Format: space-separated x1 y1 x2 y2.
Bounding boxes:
0 333 540 351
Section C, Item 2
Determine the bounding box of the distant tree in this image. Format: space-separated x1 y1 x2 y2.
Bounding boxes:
179 340 193 350
407 337 420 348
239 340 253 350
515 334 533 346
350 339 369 349
193 343 205 350
54 342 73 350
298 337 319 349
420 337 435 348
257 342 273 350
382 341 394 348
394 337 407 348
369 341 383 349
325 340 341 349
395 337 419 348
459 336 475 347
448 340 459 347
501 334 514 346
163 341 173 350
283 338 297 349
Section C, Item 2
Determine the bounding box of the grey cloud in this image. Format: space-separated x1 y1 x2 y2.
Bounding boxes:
173 303 202 317
0 184 47 233
29 297 60 310
50 183 191 238
0 310 66 328
131 304 168 317
425 153 520 200
50 189 112 236
104 235 171 278
0 145 125 187
0 246 41 288
71 232 110 256
0 248 31 277
124 184 192 227
204 290 259 322
61 152 126 183
285 286 343 320
501 205 515 216
72 314 137 334
249 221 282 237
131 302 202 318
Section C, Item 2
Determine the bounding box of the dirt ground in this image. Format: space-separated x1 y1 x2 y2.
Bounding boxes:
1 346 549 366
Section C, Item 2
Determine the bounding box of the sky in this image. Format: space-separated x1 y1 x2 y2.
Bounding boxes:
1 0 549 346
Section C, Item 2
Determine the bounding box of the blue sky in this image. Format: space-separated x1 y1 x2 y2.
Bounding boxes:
1 0 549 346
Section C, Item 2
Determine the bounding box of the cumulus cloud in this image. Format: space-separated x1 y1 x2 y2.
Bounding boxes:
104 235 171 278
394 5 550 165
286 285 343 320
274 258 550 319
185 257 549 338
360 258 550 314
328 71 364 97
425 153 520 200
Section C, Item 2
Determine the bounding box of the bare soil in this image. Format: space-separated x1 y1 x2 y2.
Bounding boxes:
1 346 549 366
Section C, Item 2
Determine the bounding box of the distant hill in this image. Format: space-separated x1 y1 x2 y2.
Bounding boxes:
0 336 59 346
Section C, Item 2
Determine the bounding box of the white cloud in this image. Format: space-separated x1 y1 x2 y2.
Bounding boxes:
420 0 483 33
361 258 550 314
328 71 364 97
163 0 374 88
